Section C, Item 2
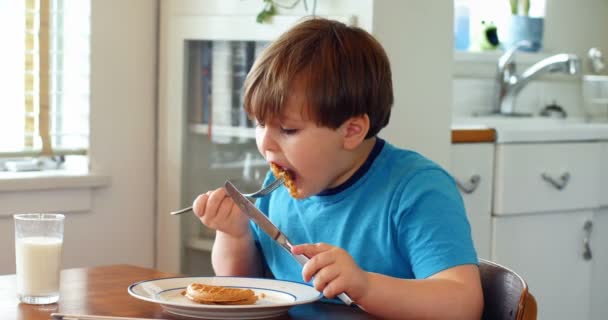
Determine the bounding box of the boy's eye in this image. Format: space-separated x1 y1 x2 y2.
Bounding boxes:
280 127 298 135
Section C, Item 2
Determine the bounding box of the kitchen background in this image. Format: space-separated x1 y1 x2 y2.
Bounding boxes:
0 1 607 320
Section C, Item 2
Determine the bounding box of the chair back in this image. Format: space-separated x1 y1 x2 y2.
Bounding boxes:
479 259 537 320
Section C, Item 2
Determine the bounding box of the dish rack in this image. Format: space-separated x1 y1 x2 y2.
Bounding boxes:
582 75 608 119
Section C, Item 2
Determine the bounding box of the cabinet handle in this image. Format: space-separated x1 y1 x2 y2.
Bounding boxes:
583 220 593 261
455 174 481 194
541 172 570 190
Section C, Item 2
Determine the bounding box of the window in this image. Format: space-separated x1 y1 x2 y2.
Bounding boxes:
0 0 90 171
454 0 546 52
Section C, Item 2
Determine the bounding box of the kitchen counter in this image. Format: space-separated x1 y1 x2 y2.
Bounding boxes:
453 117 608 143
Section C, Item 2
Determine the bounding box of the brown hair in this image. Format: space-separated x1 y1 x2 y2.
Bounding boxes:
243 18 393 138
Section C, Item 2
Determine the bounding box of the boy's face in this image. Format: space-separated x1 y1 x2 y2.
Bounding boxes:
255 88 354 198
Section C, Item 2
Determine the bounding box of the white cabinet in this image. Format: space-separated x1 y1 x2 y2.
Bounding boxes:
600 143 608 207
591 208 608 320
491 141 606 320
449 143 494 259
591 142 608 319
157 1 327 273
493 211 593 320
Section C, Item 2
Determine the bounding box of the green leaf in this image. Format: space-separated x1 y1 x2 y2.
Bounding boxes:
256 3 277 24
510 0 531 16
256 10 268 23
522 0 530 16
267 3 276 15
509 0 518 15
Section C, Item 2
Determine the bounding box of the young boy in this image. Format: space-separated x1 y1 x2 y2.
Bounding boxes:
192 18 483 319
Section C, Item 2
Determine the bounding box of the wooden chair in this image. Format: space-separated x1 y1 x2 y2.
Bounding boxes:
479 259 537 320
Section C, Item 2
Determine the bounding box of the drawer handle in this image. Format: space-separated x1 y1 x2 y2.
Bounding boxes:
541 172 570 190
455 174 481 194
583 220 593 261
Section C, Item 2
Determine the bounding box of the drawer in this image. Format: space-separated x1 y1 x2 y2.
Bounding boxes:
494 143 601 215
602 143 608 207
450 143 494 259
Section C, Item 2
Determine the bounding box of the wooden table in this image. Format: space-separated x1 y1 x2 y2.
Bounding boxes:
0 264 376 320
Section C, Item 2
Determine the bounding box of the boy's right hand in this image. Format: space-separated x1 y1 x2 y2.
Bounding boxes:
192 187 250 238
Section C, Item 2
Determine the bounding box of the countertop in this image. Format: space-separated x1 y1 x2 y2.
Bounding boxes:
452 117 608 143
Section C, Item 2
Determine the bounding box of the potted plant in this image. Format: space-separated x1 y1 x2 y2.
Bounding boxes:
506 0 544 52
256 0 317 24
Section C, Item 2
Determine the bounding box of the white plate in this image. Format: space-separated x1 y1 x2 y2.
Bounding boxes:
128 276 323 319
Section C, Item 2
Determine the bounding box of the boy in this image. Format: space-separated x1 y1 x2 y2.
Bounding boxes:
192 18 483 319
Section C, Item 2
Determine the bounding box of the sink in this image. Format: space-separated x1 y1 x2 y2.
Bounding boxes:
453 116 608 143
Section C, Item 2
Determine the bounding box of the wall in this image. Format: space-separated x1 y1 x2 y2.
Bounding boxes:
0 0 157 274
545 0 608 67
373 1 453 167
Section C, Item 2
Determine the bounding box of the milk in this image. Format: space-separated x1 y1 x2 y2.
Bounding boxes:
15 236 63 296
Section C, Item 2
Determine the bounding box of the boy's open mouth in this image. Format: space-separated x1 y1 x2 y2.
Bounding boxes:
270 163 299 198
270 163 296 180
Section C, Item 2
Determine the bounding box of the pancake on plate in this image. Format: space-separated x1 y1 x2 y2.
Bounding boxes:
183 283 258 305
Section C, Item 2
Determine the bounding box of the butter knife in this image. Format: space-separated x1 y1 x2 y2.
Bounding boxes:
224 180 354 306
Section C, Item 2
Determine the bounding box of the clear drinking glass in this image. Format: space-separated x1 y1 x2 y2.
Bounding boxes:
13 213 65 304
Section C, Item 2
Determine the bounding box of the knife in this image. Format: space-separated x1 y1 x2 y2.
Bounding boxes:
224 180 354 306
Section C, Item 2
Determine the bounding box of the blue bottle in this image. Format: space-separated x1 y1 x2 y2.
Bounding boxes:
454 2 470 51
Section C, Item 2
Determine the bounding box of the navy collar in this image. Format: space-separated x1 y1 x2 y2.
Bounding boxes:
317 137 385 196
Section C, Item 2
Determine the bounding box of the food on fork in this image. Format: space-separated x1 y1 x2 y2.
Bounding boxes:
183 283 258 305
270 163 299 198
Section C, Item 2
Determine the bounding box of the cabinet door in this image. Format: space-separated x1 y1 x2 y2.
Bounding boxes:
493 211 593 320
591 208 608 320
450 143 493 259
600 143 608 207
593 143 608 319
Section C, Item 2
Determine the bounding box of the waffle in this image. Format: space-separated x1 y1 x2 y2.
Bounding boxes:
270 163 299 198
183 283 258 305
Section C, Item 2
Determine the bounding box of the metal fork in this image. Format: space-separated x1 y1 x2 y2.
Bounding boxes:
169 177 284 215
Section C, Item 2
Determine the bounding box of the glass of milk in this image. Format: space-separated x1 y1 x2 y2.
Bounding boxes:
13 213 65 304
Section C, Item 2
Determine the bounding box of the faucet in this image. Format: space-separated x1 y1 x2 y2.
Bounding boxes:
494 41 581 116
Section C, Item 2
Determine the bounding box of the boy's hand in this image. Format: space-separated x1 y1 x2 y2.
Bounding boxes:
192 188 250 238
291 243 369 302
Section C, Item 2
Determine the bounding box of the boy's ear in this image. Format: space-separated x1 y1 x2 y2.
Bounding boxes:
342 114 370 150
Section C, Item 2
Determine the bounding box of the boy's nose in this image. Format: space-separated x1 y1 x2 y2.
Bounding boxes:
256 126 278 154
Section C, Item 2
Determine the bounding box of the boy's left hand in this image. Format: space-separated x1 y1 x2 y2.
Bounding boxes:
291 243 369 301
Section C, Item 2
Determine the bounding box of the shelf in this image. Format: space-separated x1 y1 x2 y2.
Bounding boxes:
190 124 256 139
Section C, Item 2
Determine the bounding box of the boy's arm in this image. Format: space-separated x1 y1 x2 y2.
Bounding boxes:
211 230 264 277
357 264 483 320
192 186 266 277
293 243 483 320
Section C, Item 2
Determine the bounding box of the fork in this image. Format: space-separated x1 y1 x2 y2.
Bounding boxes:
169 177 285 215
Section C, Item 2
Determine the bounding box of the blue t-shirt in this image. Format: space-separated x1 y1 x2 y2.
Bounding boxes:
251 138 477 283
